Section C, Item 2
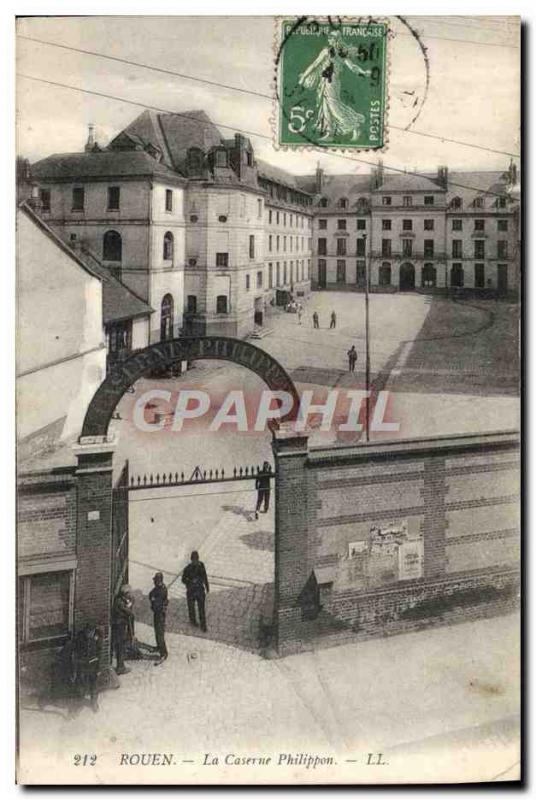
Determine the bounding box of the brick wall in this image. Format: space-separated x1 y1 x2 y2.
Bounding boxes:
273 429 520 655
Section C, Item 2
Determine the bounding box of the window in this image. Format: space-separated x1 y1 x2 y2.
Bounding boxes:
498 219 508 232
382 239 392 257
424 239 434 258
451 197 462 209
283 263 288 285
357 219 366 230
276 211 280 225
337 219 347 230
356 238 366 257
382 196 392 206
336 238 347 256
276 262 281 286
474 263 485 288
424 219 434 231
497 196 507 208
269 234 273 252
474 219 485 231
218 215 228 223
276 235 280 251
424 195 434 206
186 295 197 314
216 252 229 268
290 262 294 284
336 260 346 283
72 187 84 211
249 235 255 259
403 219 413 231
319 197 328 207
257 271 263 288
474 197 484 209
379 263 391 286
422 263 436 287
257 199 262 218
163 231 174 261
40 188 51 211
108 320 132 354
215 149 227 167
497 240 508 258
356 260 366 287
103 230 122 262
452 239 463 258
452 219 462 231
107 186 120 211
216 295 228 314
246 151 253 167
269 210 273 224
403 196 412 207
318 219 327 230
160 294 174 340
245 274 250 290
474 240 485 259
19 571 72 643
402 239 413 257
450 264 464 287
283 213 287 226
165 189 173 212
268 263 273 288
318 238 327 256
382 219 391 231
290 214 293 227
338 198 348 209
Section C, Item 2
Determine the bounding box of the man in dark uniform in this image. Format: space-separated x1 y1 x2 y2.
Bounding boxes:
149 572 169 665
75 624 102 712
330 310 337 329
112 584 134 675
312 311 319 329
181 551 209 632
347 344 357 372
255 461 272 518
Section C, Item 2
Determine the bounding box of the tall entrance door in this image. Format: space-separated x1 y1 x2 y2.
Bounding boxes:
497 264 508 295
318 259 327 288
399 262 415 291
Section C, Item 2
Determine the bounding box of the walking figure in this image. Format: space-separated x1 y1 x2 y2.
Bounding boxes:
347 345 357 372
330 310 337 329
112 584 134 675
182 551 209 632
255 460 272 519
297 303 303 325
149 572 169 665
312 311 319 329
74 624 102 712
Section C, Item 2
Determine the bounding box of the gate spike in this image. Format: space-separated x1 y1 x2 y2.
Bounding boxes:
239 467 243 477
175 472 179 482
169 472 173 483
222 468 225 479
203 470 206 479
143 475 147 485
251 465 255 474
181 472 184 482
215 469 219 479
137 475 141 486
233 467 237 478
150 473 153 485
162 473 166 484
245 466 249 476
156 473 160 484
209 469 213 479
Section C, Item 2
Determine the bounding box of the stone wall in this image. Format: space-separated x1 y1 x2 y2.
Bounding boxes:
272 428 520 655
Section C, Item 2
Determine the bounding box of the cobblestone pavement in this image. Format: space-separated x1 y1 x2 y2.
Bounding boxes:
18 613 520 784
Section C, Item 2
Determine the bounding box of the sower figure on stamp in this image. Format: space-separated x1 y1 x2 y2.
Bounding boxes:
74 624 102 713
255 460 271 519
149 572 168 666
347 345 357 372
112 584 134 675
182 551 209 633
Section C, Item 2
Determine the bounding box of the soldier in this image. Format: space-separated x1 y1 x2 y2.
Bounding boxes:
330 310 337 329
181 551 209 632
74 624 102 712
255 460 272 518
347 344 357 372
149 572 169 666
112 584 134 675
312 311 319 329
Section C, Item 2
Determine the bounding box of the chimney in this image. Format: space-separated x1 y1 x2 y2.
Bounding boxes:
315 162 324 194
371 158 384 189
508 158 517 187
437 165 448 190
85 123 96 153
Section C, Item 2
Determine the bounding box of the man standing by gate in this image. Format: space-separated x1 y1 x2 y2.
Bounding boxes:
255 460 272 519
112 584 134 675
182 551 209 632
149 572 169 665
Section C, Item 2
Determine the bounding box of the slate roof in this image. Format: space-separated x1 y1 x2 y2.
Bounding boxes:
445 170 509 206
374 172 445 193
257 159 305 191
31 150 185 184
116 109 224 174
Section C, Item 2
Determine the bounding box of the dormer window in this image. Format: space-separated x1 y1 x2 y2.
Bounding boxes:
187 148 204 176
319 197 328 208
338 197 348 209
474 197 484 209
214 149 228 168
451 196 462 209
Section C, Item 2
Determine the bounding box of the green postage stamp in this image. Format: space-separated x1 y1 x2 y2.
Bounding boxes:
277 18 388 150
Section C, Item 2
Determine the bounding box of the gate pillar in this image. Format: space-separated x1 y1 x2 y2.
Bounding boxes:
272 424 310 656
74 436 116 679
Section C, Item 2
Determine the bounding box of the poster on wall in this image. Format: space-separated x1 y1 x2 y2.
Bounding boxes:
398 538 424 581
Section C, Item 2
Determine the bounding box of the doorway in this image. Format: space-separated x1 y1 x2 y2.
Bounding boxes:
399 262 415 291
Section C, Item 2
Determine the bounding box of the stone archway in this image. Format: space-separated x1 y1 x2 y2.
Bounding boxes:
81 336 299 438
399 262 416 291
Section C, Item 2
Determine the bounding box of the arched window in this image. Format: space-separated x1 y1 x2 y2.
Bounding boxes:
422 263 436 288
379 262 391 286
163 231 174 261
186 295 197 314
160 294 174 341
451 196 462 209
450 264 464 288
102 230 122 262
319 197 328 208
216 295 228 314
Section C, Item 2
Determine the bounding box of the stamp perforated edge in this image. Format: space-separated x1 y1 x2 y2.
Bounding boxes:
271 15 391 154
